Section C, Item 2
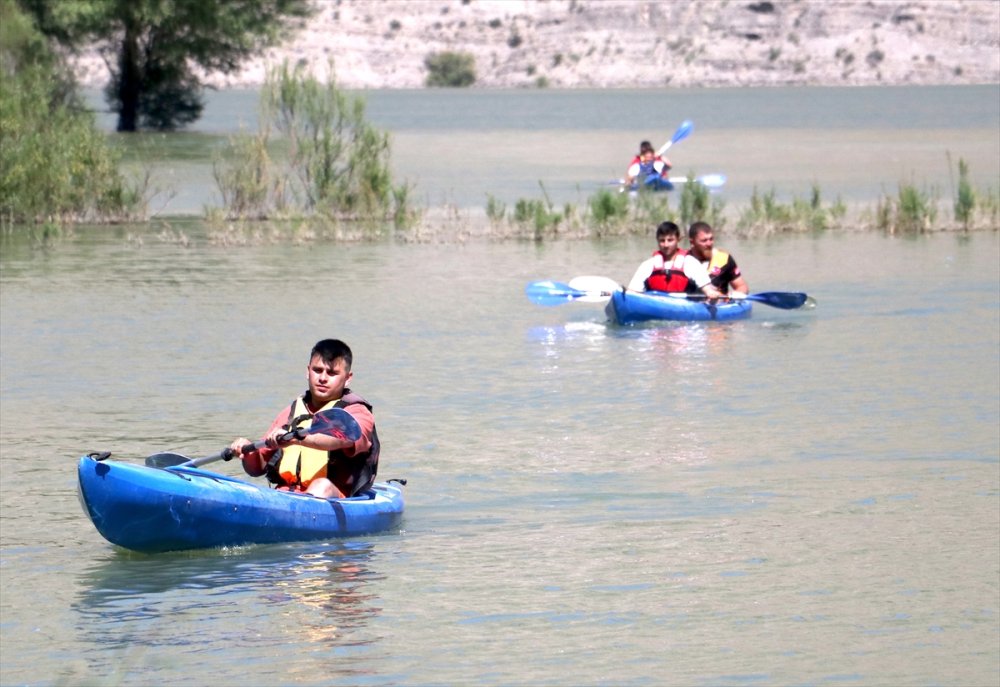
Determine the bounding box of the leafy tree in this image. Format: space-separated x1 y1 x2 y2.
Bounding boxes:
19 0 313 132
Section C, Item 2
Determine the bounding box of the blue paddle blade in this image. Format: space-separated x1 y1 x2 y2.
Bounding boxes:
698 173 726 188
747 292 809 309
672 120 694 144
525 280 586 306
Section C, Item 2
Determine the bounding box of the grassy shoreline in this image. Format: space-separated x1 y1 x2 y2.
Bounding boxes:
195 167 999 246
6 181 998 248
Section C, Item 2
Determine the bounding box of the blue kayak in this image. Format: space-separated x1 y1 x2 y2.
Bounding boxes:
605 289 752 324
77 455 405 553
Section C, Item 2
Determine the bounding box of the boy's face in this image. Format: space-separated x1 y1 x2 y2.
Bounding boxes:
657 233 679 257
307 354 352 406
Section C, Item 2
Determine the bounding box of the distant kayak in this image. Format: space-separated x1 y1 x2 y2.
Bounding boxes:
605 289 752 324
612 173 727 194
77 455 405 553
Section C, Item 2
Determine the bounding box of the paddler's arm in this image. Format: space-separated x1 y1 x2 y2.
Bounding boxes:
230 409 288 476
624 160 641 185
284 430 353 453
729 274 749 295
683 255 723 299
626 256 656 292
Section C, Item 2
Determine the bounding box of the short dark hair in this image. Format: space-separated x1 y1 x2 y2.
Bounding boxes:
655 221 680 239
639 140 654 154
310 339 353 370
688 221 713 241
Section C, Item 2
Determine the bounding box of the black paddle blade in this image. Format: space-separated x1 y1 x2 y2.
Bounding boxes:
310 407 362 442
747 292 810 309
145 452 192 468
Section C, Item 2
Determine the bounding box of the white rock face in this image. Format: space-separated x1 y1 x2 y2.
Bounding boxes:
69 0 1000 89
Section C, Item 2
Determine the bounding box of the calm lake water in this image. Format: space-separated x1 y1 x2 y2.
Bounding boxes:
1 87 998 686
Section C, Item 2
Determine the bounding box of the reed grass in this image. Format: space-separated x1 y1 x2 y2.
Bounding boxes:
482 161 994 243
736 184 846 235
876 181 938 234
954 157 976 230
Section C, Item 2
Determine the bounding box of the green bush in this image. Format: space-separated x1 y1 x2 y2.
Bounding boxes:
424 51 476 87
875 181 938 233
676 175 725 229
212 130 281 220
588 188 630 225
485 194 506 223
736 184 848 234
0 0 143 226
954 158 975 229
214 60 412 229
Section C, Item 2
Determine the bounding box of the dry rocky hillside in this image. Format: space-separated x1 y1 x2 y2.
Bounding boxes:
71 0 1000 89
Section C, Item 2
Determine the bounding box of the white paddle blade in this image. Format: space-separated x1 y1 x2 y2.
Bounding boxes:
667 174 727 188
569 275 622 298
698 173 727 188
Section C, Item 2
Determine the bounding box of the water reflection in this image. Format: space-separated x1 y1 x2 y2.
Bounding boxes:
626 321 736 366
528 318 741 373
258 546 381 645
74 541 382 653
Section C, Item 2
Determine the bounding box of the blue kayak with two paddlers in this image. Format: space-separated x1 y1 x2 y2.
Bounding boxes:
605 288 753 324
526 276 813 325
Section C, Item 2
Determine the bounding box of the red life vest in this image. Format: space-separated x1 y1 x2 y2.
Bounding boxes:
629 155 668 179
645 249 690 292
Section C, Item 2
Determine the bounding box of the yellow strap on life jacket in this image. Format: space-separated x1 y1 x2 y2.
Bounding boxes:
708 249 730 272
275 395 341 489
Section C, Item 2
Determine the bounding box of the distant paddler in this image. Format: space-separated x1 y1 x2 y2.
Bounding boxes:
624 139 674 191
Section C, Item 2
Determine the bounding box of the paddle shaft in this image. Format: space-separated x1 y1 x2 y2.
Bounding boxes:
656 120 693 156
670 291 810 309
148 407 363 469
611 174 726 191
177 429 305 469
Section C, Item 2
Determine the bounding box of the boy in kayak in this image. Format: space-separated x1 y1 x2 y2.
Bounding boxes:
624 140 673 191
687 221 749 296
230 338 380 498
627 221 723 298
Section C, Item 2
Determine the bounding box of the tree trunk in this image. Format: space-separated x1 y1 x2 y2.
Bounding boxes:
116 22 141 132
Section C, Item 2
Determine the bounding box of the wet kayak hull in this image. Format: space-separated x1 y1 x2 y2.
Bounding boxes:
77 456 404 553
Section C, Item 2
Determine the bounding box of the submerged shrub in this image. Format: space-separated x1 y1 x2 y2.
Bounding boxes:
896 183 937 232
213 130 278 220
588 188 630 225
214 60 412 229
424 51 476 87
738 184 842 234
954 158 975 229
485 193 506 223
513 197 561 237
0 1 143 226
679 175 709 226
875 181 938 233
